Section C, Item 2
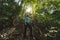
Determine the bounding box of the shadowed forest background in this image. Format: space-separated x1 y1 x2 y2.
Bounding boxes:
0 0 60 40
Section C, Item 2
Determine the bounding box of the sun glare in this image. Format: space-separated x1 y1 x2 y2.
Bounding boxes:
26 6 32 13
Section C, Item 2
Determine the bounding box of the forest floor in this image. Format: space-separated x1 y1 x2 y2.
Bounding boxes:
0 27 39 40
0 26 58 40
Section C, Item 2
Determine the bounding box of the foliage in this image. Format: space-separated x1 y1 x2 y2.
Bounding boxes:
0 0 60 40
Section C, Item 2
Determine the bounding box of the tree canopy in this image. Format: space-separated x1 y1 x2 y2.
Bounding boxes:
0 0 60 40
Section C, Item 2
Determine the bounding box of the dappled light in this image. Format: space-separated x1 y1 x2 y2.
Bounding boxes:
0 0 60 40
